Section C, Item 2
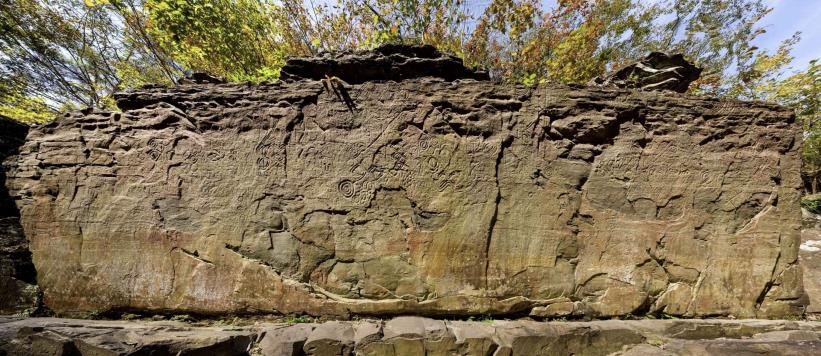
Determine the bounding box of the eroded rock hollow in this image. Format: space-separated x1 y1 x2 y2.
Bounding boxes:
5 46 805 318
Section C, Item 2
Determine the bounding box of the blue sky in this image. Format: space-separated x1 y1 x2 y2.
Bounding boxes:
758 0 821 70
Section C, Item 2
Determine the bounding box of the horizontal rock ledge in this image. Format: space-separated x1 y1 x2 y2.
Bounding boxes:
3 316 821 356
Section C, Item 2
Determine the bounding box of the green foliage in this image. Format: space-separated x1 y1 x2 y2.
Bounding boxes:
0 91 54 124
0 0 113 108
145 0 286 82
466 314 495 323
802 195 821 214
212 316 243 326
778 61 820 188
0 0 174 118
360 0 470 53
0 0 808 93
14 307 37 318
740 57 820 191
285 315 314 324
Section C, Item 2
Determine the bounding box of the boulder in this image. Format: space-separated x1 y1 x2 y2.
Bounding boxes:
5 46 804 319
591 52 702 92
257 324 316 356
303 321 355 355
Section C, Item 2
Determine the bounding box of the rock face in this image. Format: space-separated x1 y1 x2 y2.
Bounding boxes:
5 47 804 318
592 52 703 93
0 116 38 314
3 317 821 356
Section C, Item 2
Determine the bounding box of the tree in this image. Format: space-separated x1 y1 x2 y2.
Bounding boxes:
144 0 288 81
0 0 810 119
0 0 117 110
0 0 178 122
767 60 820 192
0 82 53 124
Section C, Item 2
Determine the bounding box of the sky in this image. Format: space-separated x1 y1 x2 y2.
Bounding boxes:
757 0 821 70
460 0 820 72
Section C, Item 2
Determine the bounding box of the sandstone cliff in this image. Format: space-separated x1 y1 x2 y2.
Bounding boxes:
5 46 805 318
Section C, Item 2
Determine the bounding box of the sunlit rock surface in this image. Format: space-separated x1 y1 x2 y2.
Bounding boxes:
5 46 804 318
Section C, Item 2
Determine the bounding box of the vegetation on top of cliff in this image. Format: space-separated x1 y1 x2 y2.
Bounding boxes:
0 0 818 189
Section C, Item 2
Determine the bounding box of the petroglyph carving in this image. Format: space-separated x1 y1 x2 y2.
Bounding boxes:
4 46 803 319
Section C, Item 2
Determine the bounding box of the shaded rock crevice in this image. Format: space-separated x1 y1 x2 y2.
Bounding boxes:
0 116 42 315
484 135 513 289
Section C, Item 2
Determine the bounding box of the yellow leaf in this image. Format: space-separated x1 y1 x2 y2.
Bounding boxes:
83 0 109 6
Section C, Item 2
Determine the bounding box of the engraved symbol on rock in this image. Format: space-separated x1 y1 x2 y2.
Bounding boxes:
426 157 439 171
700 171 712 183
182 149 200 164
255 142 274 171
146 138 163 160
356 194 369 205
207 149 224 161
255 141 284 172
338 179 356 198
368 165 385 179
391 152 407 171
257 157 271 171
437 179 450 192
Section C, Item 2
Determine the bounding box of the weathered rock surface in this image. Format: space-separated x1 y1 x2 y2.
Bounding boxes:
592 52 703 93
0 317 256 356
5 47 803 318
3 317 821 355
0 116 38 315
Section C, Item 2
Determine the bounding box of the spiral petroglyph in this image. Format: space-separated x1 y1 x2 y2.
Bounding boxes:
337 179 356 198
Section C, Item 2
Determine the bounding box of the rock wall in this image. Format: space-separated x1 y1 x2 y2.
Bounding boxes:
0 116 38 314
5 47 804 318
